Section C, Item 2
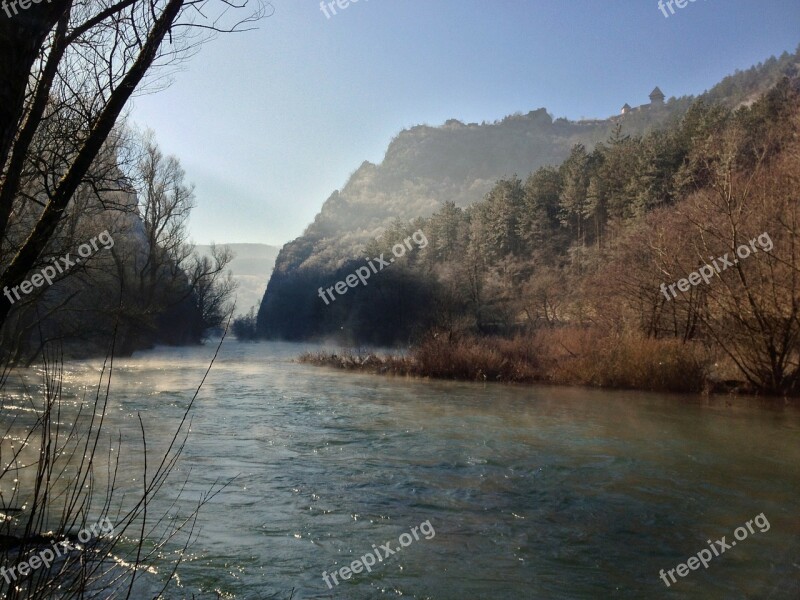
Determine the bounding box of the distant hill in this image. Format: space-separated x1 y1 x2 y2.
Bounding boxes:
196 243 279 316
264 104 687 277
258 47 800 340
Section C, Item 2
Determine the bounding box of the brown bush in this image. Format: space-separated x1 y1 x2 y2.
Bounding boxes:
412 335 540 382
544 328 709 392
300 328 711 393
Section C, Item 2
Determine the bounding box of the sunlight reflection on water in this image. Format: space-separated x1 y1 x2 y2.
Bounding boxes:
2 340 799 599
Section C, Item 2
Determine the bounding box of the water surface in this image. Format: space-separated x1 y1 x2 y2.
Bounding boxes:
4 341 799 599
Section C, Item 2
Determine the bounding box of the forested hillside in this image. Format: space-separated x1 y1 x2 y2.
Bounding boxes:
258 48 800 350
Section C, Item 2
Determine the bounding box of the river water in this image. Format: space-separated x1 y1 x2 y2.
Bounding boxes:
4 340 800 599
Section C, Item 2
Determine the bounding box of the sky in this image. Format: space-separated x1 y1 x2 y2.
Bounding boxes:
129 0 800 248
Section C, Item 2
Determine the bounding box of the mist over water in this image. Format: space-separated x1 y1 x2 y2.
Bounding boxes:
6 341 799 599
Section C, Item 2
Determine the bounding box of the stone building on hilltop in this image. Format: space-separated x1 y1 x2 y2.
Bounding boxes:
649 86 665 104
620 87 666 115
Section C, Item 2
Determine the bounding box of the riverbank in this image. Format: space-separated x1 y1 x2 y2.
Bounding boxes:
298 328 783 397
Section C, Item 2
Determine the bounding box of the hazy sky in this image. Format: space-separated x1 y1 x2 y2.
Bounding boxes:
129 0 799 247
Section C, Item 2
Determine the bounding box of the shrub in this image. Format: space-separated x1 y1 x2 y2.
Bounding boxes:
546 328 709 393
232 308 259 340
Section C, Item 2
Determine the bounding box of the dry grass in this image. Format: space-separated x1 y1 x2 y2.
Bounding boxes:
541 328 708 393
297 350 414 375
300 327 714 394
410 335 541 382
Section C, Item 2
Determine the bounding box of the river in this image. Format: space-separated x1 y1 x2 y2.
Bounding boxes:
3 340 800 599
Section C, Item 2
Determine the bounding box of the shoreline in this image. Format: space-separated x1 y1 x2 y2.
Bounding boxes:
297 334 798 401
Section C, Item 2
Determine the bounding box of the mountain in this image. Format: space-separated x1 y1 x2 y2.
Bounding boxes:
196 243 279 316
257 47 800 342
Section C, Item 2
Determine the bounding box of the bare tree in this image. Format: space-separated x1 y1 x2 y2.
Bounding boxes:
650 112 800 394
187 244 236 331
684 131 799 394
105 132 236 348
0 0 265 331
131 131 196 309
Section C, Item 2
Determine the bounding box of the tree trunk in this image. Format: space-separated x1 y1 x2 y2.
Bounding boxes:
0 3 65 170
0 0 184 330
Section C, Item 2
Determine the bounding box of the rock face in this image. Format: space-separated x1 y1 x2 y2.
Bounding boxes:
257 104 685 340
257 47 800 341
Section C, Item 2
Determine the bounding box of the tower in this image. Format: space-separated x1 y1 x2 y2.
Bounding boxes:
649 86 665 105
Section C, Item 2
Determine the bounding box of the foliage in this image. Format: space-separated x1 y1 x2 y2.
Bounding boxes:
265 50 800 396
0 131 236 362
232 307 259 340
0 0 259 361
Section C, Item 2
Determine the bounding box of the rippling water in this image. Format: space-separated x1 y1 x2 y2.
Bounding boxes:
3 340 799 599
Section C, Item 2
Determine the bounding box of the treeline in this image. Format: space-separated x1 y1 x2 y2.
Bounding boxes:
257 46 799 297
271 75 800 395
0 130 235 363
0 0 257 365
